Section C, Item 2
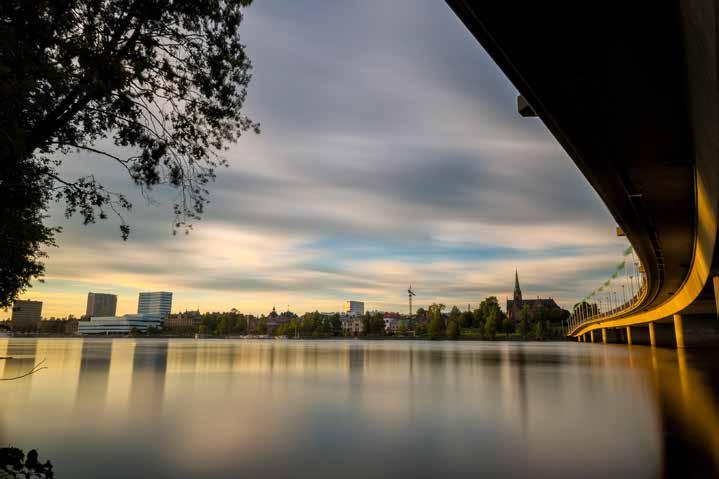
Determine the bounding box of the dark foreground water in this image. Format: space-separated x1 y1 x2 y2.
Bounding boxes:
1 338 718 478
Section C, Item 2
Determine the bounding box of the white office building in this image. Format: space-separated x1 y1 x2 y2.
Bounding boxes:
343 300 364 317
78 314 163 335
138 291 173 321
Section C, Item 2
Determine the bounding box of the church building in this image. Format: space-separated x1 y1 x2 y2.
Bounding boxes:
506 271 564 323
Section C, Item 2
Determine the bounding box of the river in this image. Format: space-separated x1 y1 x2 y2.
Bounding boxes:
1 338 717 478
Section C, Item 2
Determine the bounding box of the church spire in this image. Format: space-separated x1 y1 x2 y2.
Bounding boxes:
513 270 522 301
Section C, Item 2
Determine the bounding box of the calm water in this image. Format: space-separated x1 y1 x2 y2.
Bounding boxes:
1 338 718 478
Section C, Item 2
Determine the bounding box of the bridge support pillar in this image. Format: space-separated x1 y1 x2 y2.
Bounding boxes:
673 314 685 348
577 335 581 342
649 322 656 347
601 328 607 344
590 330 595 343
626 326 632 345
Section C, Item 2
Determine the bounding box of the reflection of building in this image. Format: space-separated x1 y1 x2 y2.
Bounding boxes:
506 271 565 323
11 300 42 329
78 314 162 335
75 340 113 412
343 301 364 317
86 292 117 318
138 292 173 321
130 340 168 412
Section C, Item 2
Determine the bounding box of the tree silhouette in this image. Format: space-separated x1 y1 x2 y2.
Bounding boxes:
0 0 258 307
0 447 54 478
427 303 445 339
483 310 498 340
446 319 460 339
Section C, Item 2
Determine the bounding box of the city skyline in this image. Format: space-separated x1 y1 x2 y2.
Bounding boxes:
1 0 627 319
1 271 585 320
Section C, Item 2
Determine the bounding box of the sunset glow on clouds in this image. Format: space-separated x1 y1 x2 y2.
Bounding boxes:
4 0 628 318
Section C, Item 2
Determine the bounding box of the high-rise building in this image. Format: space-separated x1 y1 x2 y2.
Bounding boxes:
138 292 173 321
343 300 364 317
86 292 118 318
11 300 42 329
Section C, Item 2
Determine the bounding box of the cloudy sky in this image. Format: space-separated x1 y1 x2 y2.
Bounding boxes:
7 0 628 318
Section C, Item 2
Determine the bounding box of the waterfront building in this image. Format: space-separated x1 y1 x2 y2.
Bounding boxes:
341 317 364 336
78 314 163 335
266 306 295 331
165 310 202 330
85 292 117 318
383 316 408 333
383 317 398 332
506 271 567 323
11 300 42 329
343 300 364 317
138 292 173 321
266 309 280 332
64 319 79 335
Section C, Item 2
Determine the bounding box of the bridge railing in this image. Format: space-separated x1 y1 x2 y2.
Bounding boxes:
567 248 646 333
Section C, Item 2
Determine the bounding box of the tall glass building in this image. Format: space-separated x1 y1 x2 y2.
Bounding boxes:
137 292 173 321
342 300 364 317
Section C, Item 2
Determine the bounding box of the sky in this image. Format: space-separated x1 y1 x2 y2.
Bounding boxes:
5 0 628 318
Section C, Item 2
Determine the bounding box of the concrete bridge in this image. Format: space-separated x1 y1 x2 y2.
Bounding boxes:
447 1 719 347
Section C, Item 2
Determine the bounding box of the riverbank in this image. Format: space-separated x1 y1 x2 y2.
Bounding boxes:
1 332 570 342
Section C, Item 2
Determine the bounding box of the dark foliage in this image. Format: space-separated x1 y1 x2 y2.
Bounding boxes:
362 312 386 336
0 0 258 306
0 447 54 478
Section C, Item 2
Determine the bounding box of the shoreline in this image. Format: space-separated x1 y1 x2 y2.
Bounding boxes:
1 333 568 342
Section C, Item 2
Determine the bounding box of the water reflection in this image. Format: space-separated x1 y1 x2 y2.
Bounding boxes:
0 338 717 478
75 341 112 415
2 339 37 380
129 341 168 414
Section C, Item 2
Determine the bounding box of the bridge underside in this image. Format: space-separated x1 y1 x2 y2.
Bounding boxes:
447 1 719 342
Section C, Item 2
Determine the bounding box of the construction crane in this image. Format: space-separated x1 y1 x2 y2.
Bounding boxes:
408 285 416 319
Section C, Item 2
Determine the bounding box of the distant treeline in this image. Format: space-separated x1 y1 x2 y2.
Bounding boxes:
3 297 567 341
164 296 566 341
415 297 565 340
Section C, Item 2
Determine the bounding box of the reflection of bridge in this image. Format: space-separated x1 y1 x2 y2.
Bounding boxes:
447 2 719 347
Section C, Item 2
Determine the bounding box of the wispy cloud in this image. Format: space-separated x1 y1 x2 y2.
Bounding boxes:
5 0 628 318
